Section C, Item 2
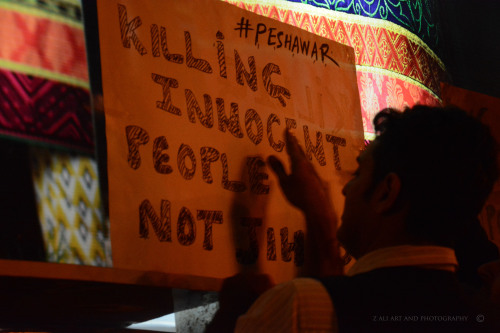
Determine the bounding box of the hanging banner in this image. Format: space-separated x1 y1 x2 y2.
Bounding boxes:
97 0 364 288
441 83 500 250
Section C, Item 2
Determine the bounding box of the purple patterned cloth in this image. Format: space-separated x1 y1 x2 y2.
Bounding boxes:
0 68 94 152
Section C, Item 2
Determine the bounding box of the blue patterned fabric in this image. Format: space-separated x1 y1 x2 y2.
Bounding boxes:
286 0 439 52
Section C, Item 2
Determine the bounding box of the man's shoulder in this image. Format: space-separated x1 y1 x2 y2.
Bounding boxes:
235 277 337 332
319 267 463 301
263 277 334 306
318 268 500 332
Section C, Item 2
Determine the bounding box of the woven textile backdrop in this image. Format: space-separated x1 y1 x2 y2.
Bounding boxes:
0 0 110 266
0 0 93 150
228 0 445 139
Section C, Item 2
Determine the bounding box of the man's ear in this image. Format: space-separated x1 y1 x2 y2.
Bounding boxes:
373 172 401 214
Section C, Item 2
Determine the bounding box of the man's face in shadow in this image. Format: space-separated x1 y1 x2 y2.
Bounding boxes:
337 142 378 259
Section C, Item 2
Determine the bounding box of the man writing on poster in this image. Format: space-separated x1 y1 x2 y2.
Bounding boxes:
209 105 500 332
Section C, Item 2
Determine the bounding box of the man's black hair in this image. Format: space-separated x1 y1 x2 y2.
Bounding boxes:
372 105 498 246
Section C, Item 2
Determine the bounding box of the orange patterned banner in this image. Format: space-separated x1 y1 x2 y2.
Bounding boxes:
0 7 88 87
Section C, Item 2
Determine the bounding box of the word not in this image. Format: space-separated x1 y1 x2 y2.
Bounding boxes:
118 4 291 106
235 17 339 66
139 199 304 266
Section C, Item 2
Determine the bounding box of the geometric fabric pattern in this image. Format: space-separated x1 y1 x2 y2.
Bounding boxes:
0 0 83 24
336 21 444 96
0 0 93 151
339 21 444 96
30 147 112 267
229 0 444 138
0 68 94 152
286 0 440 53
0 0 82 24
0 3 89 88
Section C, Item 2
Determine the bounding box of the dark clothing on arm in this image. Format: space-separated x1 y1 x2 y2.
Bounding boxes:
321 266 499 333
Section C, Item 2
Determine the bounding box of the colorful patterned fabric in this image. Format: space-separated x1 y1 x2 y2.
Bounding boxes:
286 0 439 52
0 68 94 152
357 68 439 135
30 147 111 266
1 0 83 24
228 0 443 139
0 2 89 88
0 0 93 151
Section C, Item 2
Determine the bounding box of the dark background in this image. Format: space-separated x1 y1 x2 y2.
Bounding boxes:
439 1 500 98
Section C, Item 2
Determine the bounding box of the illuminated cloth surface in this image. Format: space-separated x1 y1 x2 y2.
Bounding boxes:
357 68 439 134
286 0 439 52
228 0 443 139
0 68 93 151
0 0 93 151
